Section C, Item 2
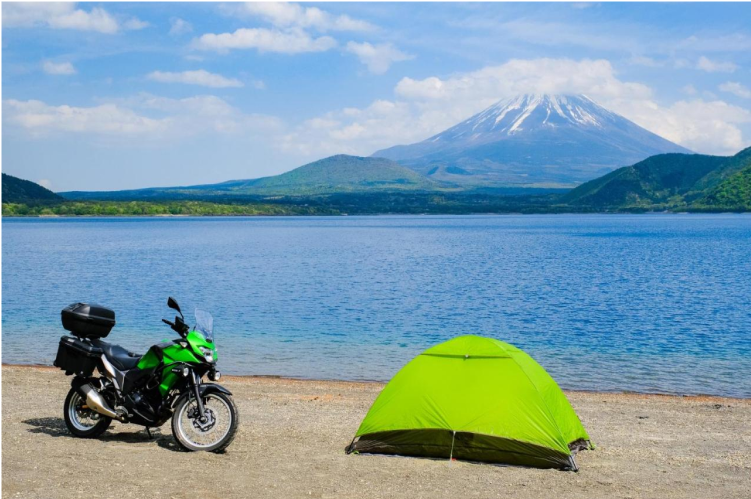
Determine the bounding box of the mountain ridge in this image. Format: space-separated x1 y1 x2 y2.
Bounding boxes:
61 155 444 200
562 147 751 210
5 148 751 214
2 173 63 204
373 94 691 186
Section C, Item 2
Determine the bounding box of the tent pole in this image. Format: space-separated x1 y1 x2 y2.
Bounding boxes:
449 431 456 461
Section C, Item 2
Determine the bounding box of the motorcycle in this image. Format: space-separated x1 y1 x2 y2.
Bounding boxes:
53 297 238 452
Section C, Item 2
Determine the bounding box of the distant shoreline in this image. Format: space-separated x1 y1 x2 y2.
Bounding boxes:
4 211 751 218
5 363 748 401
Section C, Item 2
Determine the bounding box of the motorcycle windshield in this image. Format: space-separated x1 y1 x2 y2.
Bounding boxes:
194 309 214 342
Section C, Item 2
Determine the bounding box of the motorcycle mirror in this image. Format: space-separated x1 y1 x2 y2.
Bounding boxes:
167 297 183 317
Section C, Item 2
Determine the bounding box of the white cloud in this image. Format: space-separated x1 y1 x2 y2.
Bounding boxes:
681 84 698 96
345 42 412 74
3 94 282 140
695 56 737 73
394 76 444 100
571 2 597 9
147 70 243 88
3 99 167 136
619 99 751 155
719 82 751 99
124 94 283 135
37 179 53 190
193 27 336 54
226 2 374 32
280 99 422 157
628 55 663 68
123 18 149 31
169 18 193 36
282 58 750 158
395 58 652 104
675 34 751 53
2 3 144 34
42 61 76 75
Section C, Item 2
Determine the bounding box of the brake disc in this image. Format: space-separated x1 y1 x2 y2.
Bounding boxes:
189 407 216 432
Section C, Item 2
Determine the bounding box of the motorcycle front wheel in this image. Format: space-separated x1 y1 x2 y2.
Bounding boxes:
171 392 238 452
63 387 112 438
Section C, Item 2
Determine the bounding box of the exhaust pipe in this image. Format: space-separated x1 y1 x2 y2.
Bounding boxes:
79 384 120 420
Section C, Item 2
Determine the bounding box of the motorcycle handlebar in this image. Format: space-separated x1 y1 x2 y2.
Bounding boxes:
163 316 189 336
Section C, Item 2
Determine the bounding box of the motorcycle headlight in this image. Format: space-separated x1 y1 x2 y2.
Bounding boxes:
198 346 216 363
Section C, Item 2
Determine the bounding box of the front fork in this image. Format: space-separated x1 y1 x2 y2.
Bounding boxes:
190 371 208 422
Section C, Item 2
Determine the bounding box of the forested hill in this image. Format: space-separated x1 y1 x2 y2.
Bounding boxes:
561 147 751 211
2 174 62 204
62 155 441 200
4 148 751 215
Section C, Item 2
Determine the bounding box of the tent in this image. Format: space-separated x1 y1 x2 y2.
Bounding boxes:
346 335 592 470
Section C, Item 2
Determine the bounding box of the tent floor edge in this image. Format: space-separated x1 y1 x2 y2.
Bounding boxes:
350 429 576 470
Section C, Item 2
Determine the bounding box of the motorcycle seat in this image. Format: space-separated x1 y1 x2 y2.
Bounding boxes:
90 339 142 371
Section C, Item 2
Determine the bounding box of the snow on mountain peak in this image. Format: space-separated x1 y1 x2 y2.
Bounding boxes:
440 94 614 141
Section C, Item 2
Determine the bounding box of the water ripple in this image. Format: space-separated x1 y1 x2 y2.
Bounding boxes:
2 214 750 397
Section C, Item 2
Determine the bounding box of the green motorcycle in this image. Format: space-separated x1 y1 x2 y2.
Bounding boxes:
54 297 238 452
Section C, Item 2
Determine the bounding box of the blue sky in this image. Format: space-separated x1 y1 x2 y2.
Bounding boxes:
3 2 751 191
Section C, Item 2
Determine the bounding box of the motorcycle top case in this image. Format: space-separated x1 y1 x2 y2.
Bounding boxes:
61 302 116 339
54 335 104 376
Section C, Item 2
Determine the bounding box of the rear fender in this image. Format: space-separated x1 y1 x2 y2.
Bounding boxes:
71 376 98 397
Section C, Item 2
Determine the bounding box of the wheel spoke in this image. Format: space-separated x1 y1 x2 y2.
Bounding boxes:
68 392 99 431
176 394 232 449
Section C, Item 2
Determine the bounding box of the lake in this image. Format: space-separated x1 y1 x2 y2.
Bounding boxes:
2 215 750 397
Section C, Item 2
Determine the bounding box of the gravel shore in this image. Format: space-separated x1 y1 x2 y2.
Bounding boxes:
2 365 749 499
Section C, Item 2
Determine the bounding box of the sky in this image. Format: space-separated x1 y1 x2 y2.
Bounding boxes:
2 1 751 192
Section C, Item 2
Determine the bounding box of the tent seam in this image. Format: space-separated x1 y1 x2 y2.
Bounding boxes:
508 355 571 453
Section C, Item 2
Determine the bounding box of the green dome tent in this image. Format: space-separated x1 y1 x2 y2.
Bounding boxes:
347 335 592 470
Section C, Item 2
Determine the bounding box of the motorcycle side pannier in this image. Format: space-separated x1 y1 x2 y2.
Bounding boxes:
61 303 116 339
54 336 104 376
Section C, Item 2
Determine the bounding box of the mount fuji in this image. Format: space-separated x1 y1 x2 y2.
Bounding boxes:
372 94 692 187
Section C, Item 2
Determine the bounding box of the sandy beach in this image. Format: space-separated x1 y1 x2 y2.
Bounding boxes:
2 364 749 499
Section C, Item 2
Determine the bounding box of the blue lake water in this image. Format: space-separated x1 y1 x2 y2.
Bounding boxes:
2 215 750 398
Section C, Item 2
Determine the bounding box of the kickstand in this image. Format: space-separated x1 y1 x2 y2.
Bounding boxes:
146 427 153 439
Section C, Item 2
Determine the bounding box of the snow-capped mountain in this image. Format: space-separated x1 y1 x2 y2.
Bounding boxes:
373 94 692 186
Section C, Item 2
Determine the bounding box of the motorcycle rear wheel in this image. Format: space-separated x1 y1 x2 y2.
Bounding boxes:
63 387 112 438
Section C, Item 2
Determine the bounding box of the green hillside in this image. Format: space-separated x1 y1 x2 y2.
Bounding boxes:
7 149 750 216
227 155 441 195
2 174 63 204
685 147 751 196
63 155 443 201
692 165 751 211
560 147 751 211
